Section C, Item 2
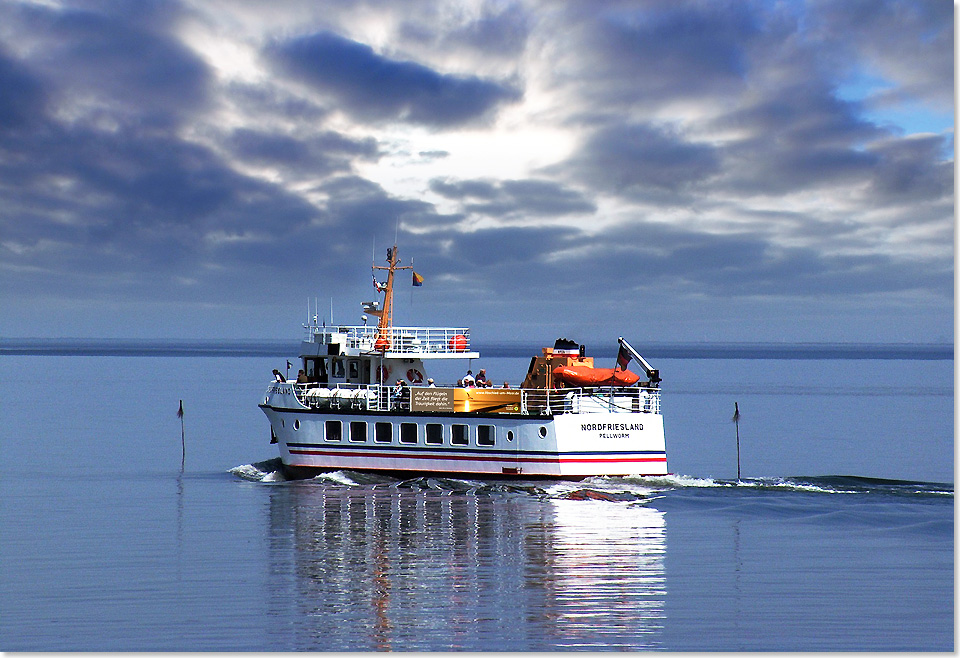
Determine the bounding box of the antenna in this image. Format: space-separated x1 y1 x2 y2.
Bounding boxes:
330 297 334 325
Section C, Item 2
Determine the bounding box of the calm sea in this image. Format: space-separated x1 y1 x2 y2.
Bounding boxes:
0 341 953 651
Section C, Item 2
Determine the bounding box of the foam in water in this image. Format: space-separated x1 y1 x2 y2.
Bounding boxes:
228 458 286 482
313 470 359 486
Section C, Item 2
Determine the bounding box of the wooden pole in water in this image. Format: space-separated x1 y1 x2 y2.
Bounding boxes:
177 400 185 470
732 402 741 480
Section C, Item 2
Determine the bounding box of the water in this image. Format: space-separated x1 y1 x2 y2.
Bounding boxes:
0 345 952 651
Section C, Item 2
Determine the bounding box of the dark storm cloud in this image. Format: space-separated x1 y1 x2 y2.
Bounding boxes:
865 134 954 203
0 47 47 130
559 0 761 106
809 0 953 107
268 30 521 126
11 1 213 127
431 177 596 217
0 121 320 273
555 123 720 202
400 2 531 57
225 82 331 124
423 218 951 305
226 128 379 173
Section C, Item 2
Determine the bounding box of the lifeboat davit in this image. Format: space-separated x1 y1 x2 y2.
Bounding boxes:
552 365 640 387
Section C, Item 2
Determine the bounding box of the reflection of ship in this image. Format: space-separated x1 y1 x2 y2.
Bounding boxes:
260 244 668 478
265 480 666 651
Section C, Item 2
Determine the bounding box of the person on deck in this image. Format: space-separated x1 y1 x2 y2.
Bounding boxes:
273 369 286 382
296 369 308 383
461 370 475 387
475 369 488 387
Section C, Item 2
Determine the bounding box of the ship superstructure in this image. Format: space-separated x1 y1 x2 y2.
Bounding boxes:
259 244 667 478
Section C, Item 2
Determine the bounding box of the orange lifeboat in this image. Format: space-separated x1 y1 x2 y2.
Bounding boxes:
552 365 640 387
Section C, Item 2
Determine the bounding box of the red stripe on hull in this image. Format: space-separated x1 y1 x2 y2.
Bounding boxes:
288 448 665 465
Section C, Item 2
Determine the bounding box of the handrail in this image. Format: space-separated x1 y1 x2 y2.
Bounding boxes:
303 324 473 354
287 382 660 415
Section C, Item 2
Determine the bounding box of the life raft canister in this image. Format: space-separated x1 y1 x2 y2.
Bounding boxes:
449 334 468 352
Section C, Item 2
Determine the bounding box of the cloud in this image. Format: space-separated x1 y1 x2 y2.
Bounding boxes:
430 177 596 217
400 2 531 58
0 46 47 130
0 0 951 342
267 30 522 127
554 123 721 203
11 2 213 127
225 128 379 175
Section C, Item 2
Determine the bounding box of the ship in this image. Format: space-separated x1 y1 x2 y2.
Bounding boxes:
259 244 667 479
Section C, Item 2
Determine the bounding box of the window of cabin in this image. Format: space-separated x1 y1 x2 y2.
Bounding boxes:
350 421 367 443
425 424 443 445
325 420 342 442
332 359 345 378
451 424 468 446
400 422 418 444
375 422 392 443
348 360 359 380
307 358 328 383
477 425 495 446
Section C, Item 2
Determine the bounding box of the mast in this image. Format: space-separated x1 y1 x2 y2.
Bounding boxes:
372 243 412 349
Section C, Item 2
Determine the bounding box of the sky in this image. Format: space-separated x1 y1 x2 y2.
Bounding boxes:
0 0 954 346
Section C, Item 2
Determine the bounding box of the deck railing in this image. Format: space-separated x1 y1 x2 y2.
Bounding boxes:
303 324 473 354
290 382 660 415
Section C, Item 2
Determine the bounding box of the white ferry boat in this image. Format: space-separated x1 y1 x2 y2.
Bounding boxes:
259 245 667 479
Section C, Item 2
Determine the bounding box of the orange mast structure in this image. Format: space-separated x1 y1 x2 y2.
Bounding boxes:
372 244 412 350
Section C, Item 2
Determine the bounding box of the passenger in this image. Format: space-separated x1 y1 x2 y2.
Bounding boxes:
273 369 286 382
475 369 488 387
296 369 308 383
392 379 409 409
427 378 436 387
461 369 476 387
502 381 510 388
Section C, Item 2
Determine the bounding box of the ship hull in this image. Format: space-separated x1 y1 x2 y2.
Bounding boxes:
260 405 667 479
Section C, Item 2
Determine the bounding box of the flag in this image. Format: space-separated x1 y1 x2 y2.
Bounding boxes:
412 271 424 286
373 274 384 292
177 400 184 419
616 343 631 370
732 402 740 423
286 360 292 370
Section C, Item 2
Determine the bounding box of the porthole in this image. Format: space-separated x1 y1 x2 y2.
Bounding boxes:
507 430 514 442
294 419 300 431
538 426 547 438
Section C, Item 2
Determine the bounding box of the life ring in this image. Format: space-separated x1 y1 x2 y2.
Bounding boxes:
406 368 423 384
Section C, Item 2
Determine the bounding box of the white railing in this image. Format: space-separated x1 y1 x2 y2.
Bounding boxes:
303 324 473 354
289 382 660 415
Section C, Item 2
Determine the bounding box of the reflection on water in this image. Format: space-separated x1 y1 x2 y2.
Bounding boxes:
265 481 666 651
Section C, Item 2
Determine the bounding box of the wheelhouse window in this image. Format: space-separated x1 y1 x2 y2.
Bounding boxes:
350 421 367 443
425 424 443 445
477 425 495 446
325 420 342 442
400 422 418 444
451 424 468 446
375 422 392 443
